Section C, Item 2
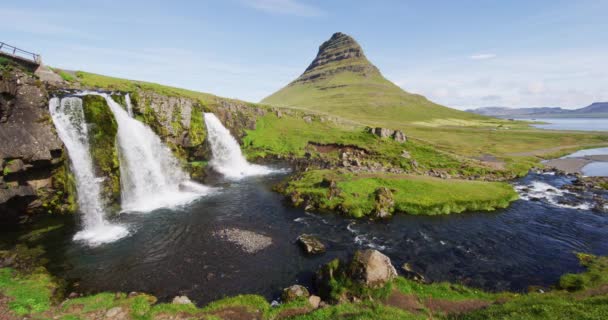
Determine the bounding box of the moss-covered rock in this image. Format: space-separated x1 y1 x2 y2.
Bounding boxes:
81 95 120 211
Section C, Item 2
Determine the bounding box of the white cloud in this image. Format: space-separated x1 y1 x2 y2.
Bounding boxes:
470 53 497 60
390 49 608 109
242 0 324 17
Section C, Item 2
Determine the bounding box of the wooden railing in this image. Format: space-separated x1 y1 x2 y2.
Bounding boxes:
0 41 41 64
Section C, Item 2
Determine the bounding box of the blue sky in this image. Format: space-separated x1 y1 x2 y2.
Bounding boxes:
2 0 607 109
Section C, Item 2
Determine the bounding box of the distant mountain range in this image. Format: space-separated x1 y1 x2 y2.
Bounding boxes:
467 102 608 118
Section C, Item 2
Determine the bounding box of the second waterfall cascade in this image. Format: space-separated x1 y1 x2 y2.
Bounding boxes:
99 93 212 212
203 113 276 179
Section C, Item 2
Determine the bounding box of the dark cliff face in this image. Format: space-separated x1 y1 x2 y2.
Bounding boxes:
0 66 69 226
293 32 380 85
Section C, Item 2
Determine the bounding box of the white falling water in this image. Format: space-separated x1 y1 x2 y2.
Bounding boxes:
49 97 129 246
125 93 134 117
203 112 275 179
96 93 211 212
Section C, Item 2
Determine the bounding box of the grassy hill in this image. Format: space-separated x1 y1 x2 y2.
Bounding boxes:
262 32 485 126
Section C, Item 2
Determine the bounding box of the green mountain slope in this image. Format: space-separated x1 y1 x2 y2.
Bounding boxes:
262 32 483 125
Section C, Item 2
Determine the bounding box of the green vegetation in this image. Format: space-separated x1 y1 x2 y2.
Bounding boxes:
262 33 483 125
282 169 518 217
38 156 77 214
189 106 207 146
82 95 121 210
0 268 56 315
74 71 218 104
58 70 75 82
1 243 608 320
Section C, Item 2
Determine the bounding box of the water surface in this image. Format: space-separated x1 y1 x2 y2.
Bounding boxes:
16 171 605 306
523 118 608 131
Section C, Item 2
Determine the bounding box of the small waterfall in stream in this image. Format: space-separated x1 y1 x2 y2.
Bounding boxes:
49 97 129 246
99 93 211 211
203 113 275 179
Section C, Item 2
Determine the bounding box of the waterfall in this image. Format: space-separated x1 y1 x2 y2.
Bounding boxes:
99 93 211 212
203 113 274 179
125 93 134 117
49 97 129 246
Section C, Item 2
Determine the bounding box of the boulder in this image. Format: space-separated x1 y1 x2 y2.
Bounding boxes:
392 130 407 143
297 234 326 254
369 127 393 138
303 116 313 123
308 295 321 308
172 295 193 305
348 249 397 288
373 187 394 219
282 284 310 302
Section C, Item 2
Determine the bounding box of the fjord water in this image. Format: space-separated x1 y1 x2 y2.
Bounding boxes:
48 97 128 245
527 118 608 131
203 112 275 179
101 94 212 212
36 171 608 305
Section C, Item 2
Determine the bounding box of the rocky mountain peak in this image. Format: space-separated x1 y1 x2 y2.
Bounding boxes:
290 32 379 84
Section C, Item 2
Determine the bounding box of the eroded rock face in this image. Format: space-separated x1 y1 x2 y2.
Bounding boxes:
348 249 397 288
0 66 66 225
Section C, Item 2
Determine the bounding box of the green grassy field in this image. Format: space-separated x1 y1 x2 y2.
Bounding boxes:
282 169 518 217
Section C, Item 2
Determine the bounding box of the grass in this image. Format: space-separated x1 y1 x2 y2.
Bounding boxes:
0 268 56 316
283 170 518 217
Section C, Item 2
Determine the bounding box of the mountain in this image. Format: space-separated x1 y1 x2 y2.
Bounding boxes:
262 32 483 126
577 102 608 114
466 106 568 117
468 102 608 118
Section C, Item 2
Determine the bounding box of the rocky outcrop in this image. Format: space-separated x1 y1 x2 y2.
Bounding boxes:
128 90 266 172
0 65 69 225
368 127 407 143
294 32 380 84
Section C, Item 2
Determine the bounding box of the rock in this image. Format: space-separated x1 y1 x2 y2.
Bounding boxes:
172 295 193 305
373 187 394 219
303 116 313 123
276 110 283 118
401 263 427 283
3 159 25 174
369 127 394 138
105 306 125 318
297 234 326 254
68 292 79 299
401 150 411 159
348 249 397 288
308 295 321 308
392 130 407 143
282 285 310 302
